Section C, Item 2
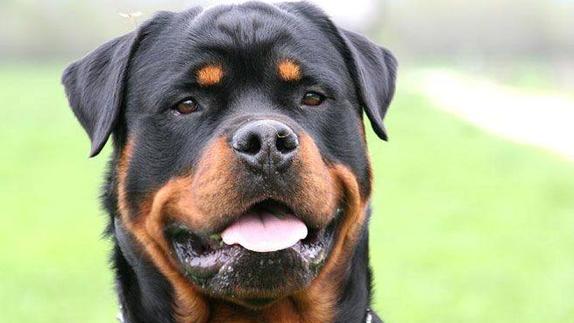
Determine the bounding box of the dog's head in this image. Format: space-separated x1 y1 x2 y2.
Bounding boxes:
63 1 396 312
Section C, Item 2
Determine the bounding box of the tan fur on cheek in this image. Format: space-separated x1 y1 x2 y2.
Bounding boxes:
292 163 369 323
116 140 209 323
294 135 339 226
169 137 246 231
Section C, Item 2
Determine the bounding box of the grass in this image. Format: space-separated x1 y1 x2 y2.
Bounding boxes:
0 64 114 322
1 64 573 322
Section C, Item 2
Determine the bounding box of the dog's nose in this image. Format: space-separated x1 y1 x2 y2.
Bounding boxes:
231 120 299 173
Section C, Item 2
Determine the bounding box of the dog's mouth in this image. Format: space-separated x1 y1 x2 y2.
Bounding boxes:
165 199 340 304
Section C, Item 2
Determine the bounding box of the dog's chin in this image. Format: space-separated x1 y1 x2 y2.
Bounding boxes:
165 200 341 308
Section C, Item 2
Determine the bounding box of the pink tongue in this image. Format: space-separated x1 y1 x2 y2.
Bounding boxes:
221 212 308 253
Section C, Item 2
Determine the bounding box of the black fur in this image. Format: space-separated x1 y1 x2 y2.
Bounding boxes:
62 2 396 322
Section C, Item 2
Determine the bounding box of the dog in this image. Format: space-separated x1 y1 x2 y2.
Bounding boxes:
62 1 396 322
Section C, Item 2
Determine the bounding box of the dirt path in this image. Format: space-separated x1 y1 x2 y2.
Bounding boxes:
416 69 574 161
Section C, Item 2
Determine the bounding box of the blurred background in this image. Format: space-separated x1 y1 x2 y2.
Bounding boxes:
1 0 573 322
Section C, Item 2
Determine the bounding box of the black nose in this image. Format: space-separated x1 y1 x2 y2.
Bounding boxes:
231 120 299 173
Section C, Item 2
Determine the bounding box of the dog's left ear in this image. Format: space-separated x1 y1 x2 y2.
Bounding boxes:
338 29 397 141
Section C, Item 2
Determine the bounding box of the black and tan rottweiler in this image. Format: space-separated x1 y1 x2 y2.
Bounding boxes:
62 1 396 322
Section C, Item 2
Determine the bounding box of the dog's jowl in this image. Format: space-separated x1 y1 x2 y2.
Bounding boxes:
62 2 396 322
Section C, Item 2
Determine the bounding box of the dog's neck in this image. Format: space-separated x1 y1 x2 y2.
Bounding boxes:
112 212 374 323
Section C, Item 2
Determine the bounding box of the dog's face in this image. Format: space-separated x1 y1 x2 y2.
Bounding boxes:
63 1 396 310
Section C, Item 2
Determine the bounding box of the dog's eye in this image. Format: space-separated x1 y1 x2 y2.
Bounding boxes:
301 91 325 107
174 98 200 115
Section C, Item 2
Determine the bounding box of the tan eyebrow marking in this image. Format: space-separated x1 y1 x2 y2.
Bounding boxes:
196 64 224 87
277 59 301 81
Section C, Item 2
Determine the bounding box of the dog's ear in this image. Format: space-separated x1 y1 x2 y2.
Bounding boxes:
62 33 140 157
62 12 173 157
338 29 397 141
277 2 397 141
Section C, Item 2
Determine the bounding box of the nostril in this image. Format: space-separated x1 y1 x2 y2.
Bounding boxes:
243 133 262 155
232 131 262 155
276 131 299 154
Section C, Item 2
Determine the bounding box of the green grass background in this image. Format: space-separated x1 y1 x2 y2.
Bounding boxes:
1 64 573 322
